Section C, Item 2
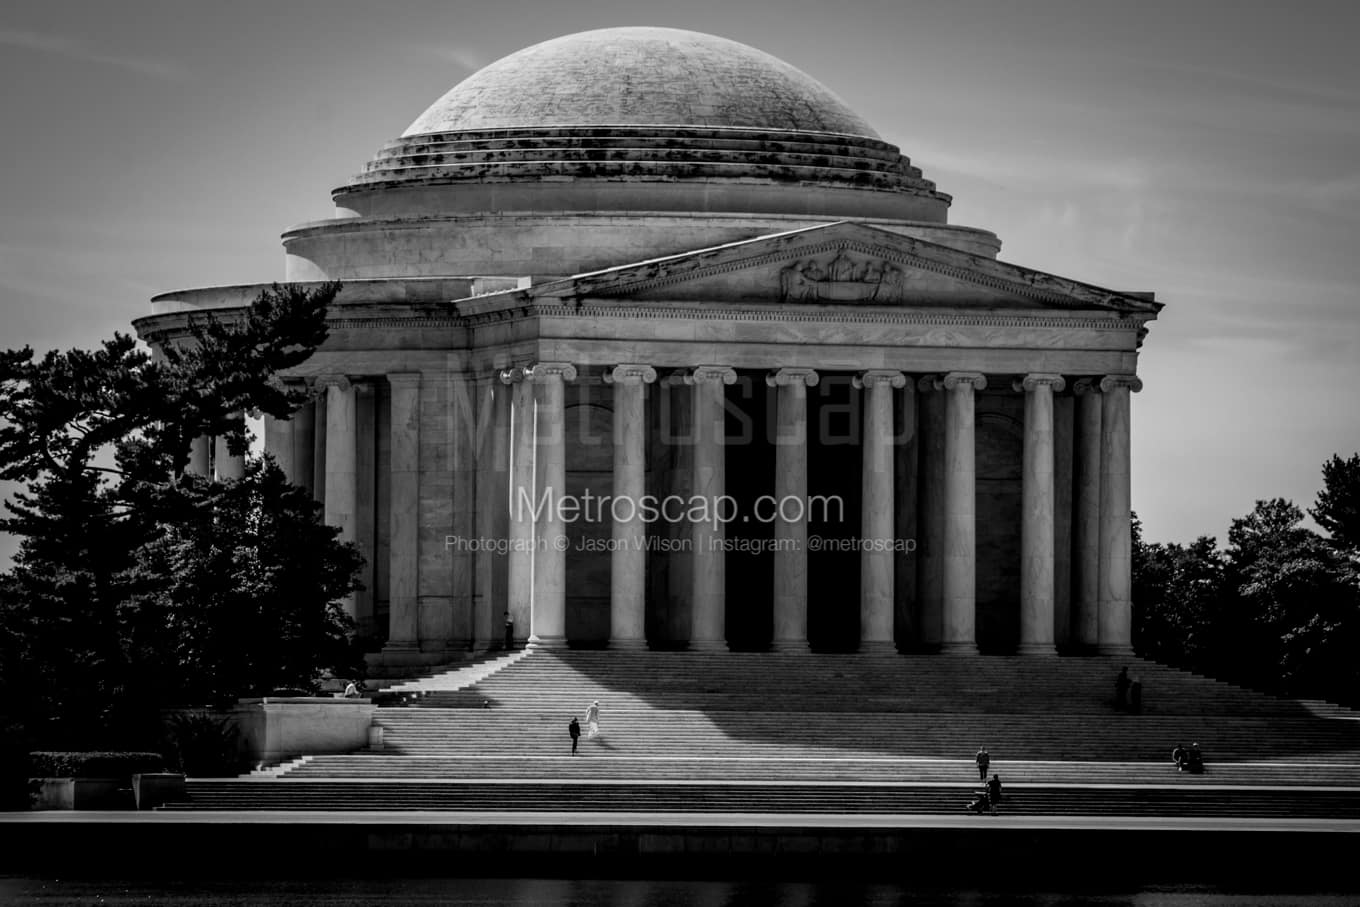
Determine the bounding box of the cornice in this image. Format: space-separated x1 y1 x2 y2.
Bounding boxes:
569 304 1142 331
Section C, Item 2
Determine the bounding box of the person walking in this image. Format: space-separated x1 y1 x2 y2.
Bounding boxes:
568 717 581 755
986 773 1003 811
585 700 601 739
503 611 515 650
975 746 990 781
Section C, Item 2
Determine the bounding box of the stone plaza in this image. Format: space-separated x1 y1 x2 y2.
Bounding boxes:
132 27 1161 670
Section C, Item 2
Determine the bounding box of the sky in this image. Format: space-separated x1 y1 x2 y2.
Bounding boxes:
1 0 1358 563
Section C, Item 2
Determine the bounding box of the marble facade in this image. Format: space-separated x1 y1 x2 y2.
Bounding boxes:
132 28 1159 667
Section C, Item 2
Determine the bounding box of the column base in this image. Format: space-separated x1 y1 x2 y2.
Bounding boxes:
858 640 898 655
1016 642 1059 656
608 638 650 650
938 641 980 655
527 635 567 651
770 639 812 653
688 639 730 652
1097 644 1136 657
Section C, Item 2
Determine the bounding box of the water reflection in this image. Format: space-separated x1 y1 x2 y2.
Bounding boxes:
2 878 1358 906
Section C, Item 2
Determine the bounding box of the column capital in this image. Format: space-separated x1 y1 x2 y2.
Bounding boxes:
528 361 578 383
682 365 737 386
1072 377 1102 396
853 369 907 390
498 365 530 384
1013 373 1066 394
917 374 942 392
387 371 422 389
766 367 820 388
1099 374 1144 394
314 374 351 392
605 364 658 386
942 371 987 391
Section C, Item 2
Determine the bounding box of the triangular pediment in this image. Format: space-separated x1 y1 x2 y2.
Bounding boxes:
524 222 1160 314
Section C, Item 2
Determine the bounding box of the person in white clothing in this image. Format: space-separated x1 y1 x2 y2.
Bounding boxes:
585 700 600 738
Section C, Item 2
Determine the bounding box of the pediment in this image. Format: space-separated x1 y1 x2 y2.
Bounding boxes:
526 222 1160 315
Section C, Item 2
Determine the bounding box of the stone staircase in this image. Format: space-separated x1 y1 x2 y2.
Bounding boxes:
163 650 1360 815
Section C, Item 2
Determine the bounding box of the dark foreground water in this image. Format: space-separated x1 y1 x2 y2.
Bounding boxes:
2 878 1356 906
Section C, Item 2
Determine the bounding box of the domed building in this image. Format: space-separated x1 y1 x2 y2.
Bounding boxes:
134 27 1160 671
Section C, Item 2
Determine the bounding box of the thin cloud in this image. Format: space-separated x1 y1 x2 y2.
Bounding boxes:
414 43 486 73
0 27 185 80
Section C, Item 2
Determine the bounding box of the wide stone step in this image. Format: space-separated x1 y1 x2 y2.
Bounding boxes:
282 756 1360 787
162 780 1360 818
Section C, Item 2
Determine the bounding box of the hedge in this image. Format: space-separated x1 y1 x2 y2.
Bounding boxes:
29 751 166 778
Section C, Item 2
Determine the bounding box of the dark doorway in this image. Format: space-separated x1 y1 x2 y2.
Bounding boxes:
807 373 862 651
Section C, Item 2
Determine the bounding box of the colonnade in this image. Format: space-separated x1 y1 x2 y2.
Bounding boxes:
188 364 1141 657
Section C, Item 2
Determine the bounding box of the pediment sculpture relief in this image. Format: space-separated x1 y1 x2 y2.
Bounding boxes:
779 251 906 303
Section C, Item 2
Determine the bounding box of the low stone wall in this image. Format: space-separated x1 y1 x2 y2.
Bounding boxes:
32 778 133 810
229 698 377 766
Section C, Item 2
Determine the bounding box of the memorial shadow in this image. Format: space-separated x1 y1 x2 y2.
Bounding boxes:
553 649 1360 765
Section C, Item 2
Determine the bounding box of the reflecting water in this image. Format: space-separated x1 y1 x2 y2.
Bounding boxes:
1 878 1355 906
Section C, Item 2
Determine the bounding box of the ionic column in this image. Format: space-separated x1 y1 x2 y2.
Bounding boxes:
386 372 421 651
263 414 295 478
916 377 945 647
1072 379 1103 649
473 375 511 651
213 413 246 481
686 365 737 651
1016 373 1065 655
857 369 906 654
1053 393 1075 648
186 436 210 477
1098 374 1142 656
502 367 534 648
768 367 819 653
319 375 358 621
529 362 577 649
941 371 986 654
606 364 657 649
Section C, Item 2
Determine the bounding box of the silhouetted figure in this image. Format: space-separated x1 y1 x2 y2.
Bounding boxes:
1172 742 1188 771
975 746 990 781
343 680 361 699
987 773 1003 807
1129 676 1143 714
504 611 515 650
568 717 581 755
1114 667 1130 711
1187 742 1205 774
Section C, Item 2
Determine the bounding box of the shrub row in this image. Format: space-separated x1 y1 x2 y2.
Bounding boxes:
29 751 166 778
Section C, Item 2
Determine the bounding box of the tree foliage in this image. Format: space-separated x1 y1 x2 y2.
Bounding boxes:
1133 471 1360 707
0 283 360 749
1311 453 1360 551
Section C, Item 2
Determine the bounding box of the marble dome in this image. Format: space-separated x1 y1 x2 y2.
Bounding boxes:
403 27 879 137
339 27 949 221
283 27 1009 285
